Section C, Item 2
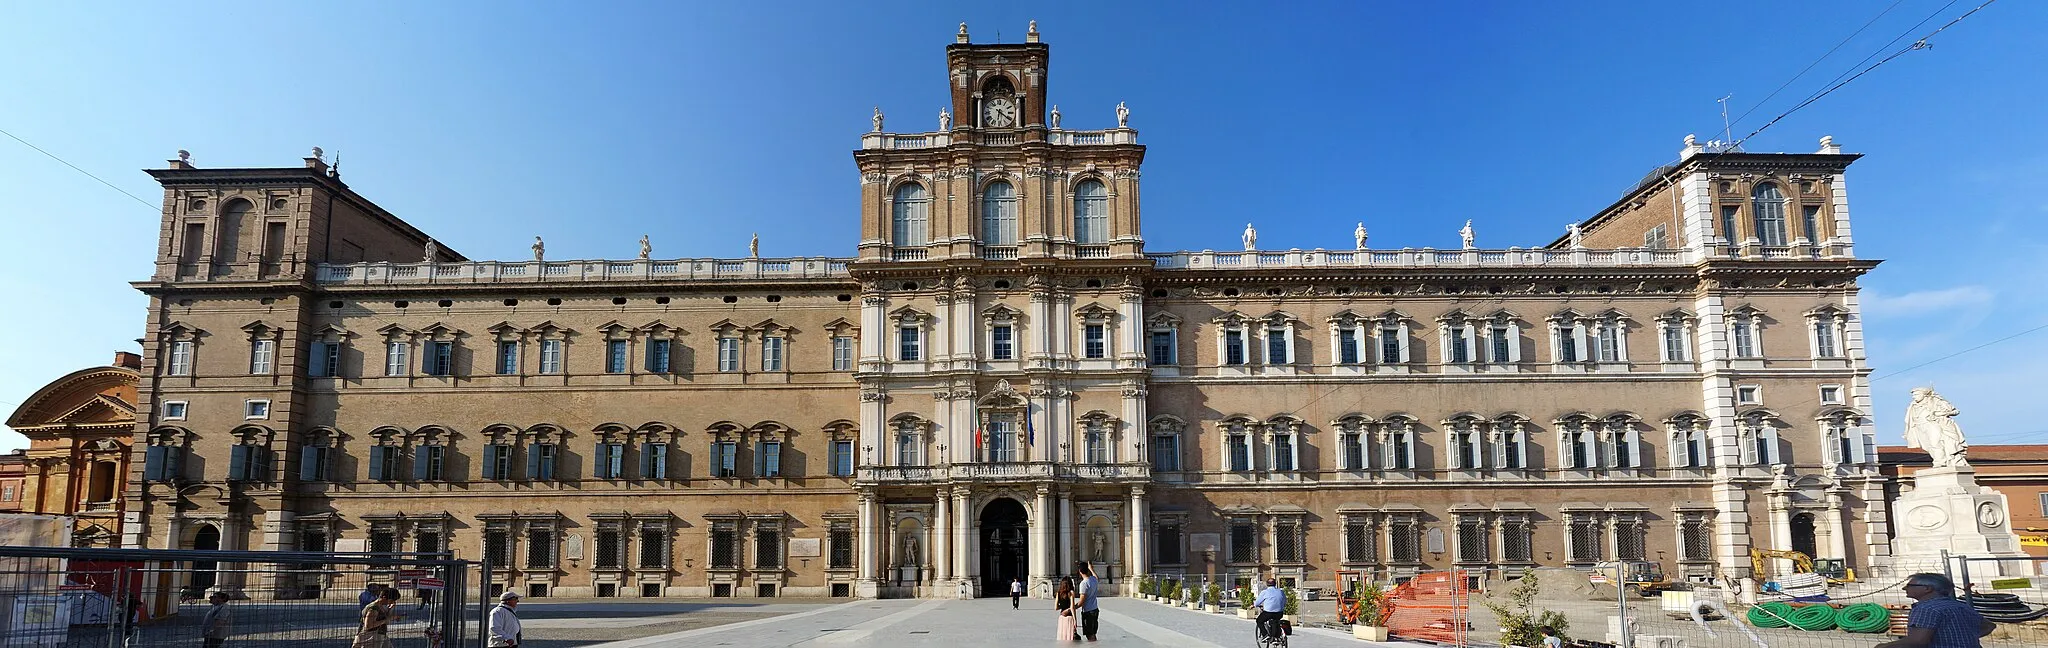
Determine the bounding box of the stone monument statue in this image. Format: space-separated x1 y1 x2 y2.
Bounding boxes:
1115 102 1129 128
1460 220 1476 249
638 235 651 260
1905 387 1969 468
750 233 760 258
1354 222 1368 250
1242 223 1257 251
532 236 545 262
938 107 950 131
422 238 438 263
872 106 884 133
1049 104 1062 129
903 533 920 566
1091 531 1107 562
1567 223 1584 249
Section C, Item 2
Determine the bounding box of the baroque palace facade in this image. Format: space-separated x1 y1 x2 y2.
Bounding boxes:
123 26 1886 599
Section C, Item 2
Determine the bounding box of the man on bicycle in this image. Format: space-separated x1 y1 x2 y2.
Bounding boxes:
1254 578 1287 642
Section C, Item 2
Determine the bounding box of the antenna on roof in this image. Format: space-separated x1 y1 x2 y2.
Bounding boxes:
1716 94 1735 150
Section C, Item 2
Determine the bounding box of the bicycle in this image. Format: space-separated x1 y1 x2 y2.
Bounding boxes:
1254 614 1290 648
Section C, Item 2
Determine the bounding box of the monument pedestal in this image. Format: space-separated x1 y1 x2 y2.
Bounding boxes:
1887 466 2034 580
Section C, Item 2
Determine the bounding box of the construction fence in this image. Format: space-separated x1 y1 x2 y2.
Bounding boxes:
0 546 472 648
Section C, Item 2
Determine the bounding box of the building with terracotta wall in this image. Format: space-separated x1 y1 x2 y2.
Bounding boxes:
122 25 1888 600
3 352 142 545
1880 445 2048 557
0 450 27 512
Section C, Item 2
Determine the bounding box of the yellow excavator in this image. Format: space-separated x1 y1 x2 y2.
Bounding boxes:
1749 549 1856 585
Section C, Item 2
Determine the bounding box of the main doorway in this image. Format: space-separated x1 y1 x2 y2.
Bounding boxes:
1790 512 1818 559
980 498 1028 596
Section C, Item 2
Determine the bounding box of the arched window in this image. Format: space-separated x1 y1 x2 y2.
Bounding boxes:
216 198 254 269
981 181 1018 246
1073 179 1108 244
891 183 929 246
1751 183 1788 246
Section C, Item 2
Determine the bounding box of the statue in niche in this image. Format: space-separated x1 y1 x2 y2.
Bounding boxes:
422 237 438 263
1242 223 1257 251
1354 222 1368 250
903 533 921 566
532 236 545 262
1905 387 1969 468
1091 530 1107 562
638 235 651 260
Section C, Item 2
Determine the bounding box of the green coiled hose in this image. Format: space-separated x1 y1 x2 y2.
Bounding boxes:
1837 603 1891 633
1747 602 1795 628
1787 604 1838 631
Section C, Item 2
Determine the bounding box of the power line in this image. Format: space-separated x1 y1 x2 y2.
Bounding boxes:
1724 0 1910 134
0 127 157 211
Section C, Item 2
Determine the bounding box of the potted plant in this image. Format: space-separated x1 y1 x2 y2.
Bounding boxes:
1351 580 1392 642
1484 571 1570 648
1283 586 1301 625
1163 579 1178 604
1186 585 1200 609
1237 585 1257 619
1205 583 1223 613
1134 576 1148 599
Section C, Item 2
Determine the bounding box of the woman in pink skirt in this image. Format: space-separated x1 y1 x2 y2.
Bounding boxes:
1055 577 1078 641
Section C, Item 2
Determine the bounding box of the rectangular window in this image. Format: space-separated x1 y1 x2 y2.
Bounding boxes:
161 401 188 420
1720 205 1740 242
1338 327 1360 365
1380 326 1402 363
1737 385 1760 405
1643 223 1670 250
1490 326 1510 363
1272 434 1295 471
496 341 519 374
1570 519 1601 563
299 445 330 481
831 337 854 371
1732 321 1756 358
831 440 855 476
528 443 558 481
641 442 669 479
484 528 511 567
828 526 855 569
1456 518 1488 564
1085 426 1109 464
426 341 453 376
143 446 181 481
1229 432 1251 471
606 340 628 373
1229 523 1257 563
1502 521 1532 563
762 337 785 371
595 526 623 568
368 445 398 481
1820 385 1842 404
1224 330 1245 365
1814 321 1838 358
1567 428 1589 468
991 325 1014 360
1449 327 1470 363
897 428 920 467
527 527 556 568
250 339 275 374
539 339 564 374
416 445 445 481
1390 430 1412 470
1156 523 1184 565
1084 324 1106 359
1681 519 1712 562
1276 522 1302 563
1559 328 1579 362
646 339 672 373
987 418 1016 462
369 529 397 555
898 327 920 361
595 443 625 479
710 524 738 568
1598 326 1620 362
714 441 737 478
1151 434 1179 472
244 399 270 419
483 443 514 480
1150 331 1175 365
1686 431 1707 468
1344 521 1376 564
1502 431 1523 469
757 441 782 477
639 525 668 568
1803 205 1823 242
1392 522 1421 563
1663 324 1688 361
1616 521 1646 561
755 525 782 569
1266 327 1288 364
168 341 194 376
309 341 341 377
227 444 269 482
299 528 329 554
1342 432 1363 470
717 338 740 371
385 341 410 376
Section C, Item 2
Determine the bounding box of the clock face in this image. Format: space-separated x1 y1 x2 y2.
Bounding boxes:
983 97 1016 128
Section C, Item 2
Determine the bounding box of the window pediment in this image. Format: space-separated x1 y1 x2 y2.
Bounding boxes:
1147 311 1183 328
1074 302 1116 321
976 379 1027 410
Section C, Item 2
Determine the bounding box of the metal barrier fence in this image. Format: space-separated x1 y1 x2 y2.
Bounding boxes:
1386 570 1468 645
1949 554 2048 646
0 546 469 648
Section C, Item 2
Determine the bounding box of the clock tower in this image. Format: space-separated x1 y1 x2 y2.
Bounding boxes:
949 22 1048 131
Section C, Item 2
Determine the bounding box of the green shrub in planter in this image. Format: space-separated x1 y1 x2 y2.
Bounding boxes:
1237 585 1255 608
1164 579 1179 601
1283 587 1301 616
1205 583 1223 606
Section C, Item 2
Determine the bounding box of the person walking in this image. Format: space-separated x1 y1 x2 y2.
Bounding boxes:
1054 577 1078 642
1876 572 1994 648
1075 562 1101 642
488 591 524 648
1011 578 1025 609
200 591 232 648
358 584 381 609
353 587 403 648
1254 578 1287 642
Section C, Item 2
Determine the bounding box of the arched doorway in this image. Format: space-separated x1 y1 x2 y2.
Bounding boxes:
1790 513 1818 559
190 524 221 593
980 498 1028 596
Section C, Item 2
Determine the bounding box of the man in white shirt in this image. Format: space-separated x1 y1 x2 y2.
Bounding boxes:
488 591 522 648
1010 578 1024 609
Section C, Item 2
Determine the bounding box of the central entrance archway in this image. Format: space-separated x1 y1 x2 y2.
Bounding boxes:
980 498 1028 596
1790 512 1818 559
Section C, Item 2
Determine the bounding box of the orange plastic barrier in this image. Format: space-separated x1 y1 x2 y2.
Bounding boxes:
1386 570 1470 645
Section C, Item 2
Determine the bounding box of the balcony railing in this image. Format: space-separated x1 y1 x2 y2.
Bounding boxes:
314 257 852 285
1047 129 1137 146
856 462 1151 483
891 248 930 261
1147 247 1697 270
981 246 1019 260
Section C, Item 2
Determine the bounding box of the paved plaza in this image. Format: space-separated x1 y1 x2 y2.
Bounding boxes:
572 597 1413 648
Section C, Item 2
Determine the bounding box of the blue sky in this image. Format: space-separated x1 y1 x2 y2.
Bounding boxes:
4 1 2044 452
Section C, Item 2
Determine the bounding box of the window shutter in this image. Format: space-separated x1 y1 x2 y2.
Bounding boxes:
481 444 500 479
369 446 388 481
229 445 251 481
144 446 168 481
300 446 323 481
525 443 542 481
1626 428 1642 468
413 447 433 481
710 442 726 477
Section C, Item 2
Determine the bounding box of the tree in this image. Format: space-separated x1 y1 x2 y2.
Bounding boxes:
1485 572 1570 648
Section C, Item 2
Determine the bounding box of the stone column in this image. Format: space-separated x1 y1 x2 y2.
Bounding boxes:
1129 486 1149 578
857 490 881 597
1824 491 1849 565
953 486 973 596
934 487 952 585
1033 485 1053 594
1058 490 1075 572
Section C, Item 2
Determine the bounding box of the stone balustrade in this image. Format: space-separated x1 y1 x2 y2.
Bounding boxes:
859 128 1136 150
314 257 851 285
1146 247 1698 270
857 462 1151 484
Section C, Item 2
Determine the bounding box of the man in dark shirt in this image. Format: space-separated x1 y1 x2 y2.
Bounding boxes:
1876 573 1994 648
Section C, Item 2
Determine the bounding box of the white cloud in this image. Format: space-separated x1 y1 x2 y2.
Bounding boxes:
1861 286 1994 319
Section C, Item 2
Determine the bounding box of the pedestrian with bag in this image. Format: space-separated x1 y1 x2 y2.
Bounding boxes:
1054 577 1078 642
488 591 524 648
353 587 403 648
